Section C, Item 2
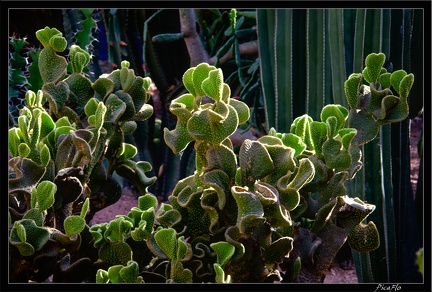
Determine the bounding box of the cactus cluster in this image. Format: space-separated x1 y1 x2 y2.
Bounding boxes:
8 27 155 282
9 26 413 284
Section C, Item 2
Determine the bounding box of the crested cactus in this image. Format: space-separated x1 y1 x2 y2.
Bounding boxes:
90 52 411 284
9 24 414 284
8 26 155 283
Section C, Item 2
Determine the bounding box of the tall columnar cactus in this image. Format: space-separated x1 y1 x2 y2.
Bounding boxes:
257 8 422 283
8 26 156 283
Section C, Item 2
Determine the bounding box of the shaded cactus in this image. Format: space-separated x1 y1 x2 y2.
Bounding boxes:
8 26 155 283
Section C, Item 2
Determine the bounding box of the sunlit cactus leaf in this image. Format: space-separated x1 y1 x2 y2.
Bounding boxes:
64 215 86 237
364 53 385 84
106 265 123 283
104 216 134 243
36 180 56 211
344 73 363 108
202 68 224 102
211 241 235 267
119 261 143 283
277 179 300 211
187 103 239 145
35 26 63 48
23 208 44 227
99 242 133 266
155 203 182 229
398 73 414 100
192 63 215 96
137 193 159 211
170 260 193 283
280 133 307 156
320 104 348 133
38 47 67 83
92 77 114 100
182 67 196 96
290 115 313 148
96 269 109 283
287 158 315 190
120 65 135 92
379 72 391 89
229 98 250 125
390 69 407 95
154 227 177 260
214 263 232 283
69 45 91 73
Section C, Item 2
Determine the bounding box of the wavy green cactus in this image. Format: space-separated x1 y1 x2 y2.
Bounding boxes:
345 53 414 146
8 26 156 283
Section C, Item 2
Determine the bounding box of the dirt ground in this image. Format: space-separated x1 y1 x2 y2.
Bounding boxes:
90 114 423 284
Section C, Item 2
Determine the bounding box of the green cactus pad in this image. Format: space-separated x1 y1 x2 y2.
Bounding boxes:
38 47 68 83
344 73 363 109
239 139 274 188
192 63 216 96
23 208 44 227
8 157 46 191
389 69 407 94
187 102 239 145
320 105 348 134
170 260 193 283
262 237 293 263
42 81 70 114
92 77 115 101
347 109 380 146
98 242 133 266
10 219 50 256
229 98 250 124
137 193 159 211
119 261 143 283
347 221 380 252
214 263 232 283
211 241 235 267
69 45 91 73
154 228 177 259
36 180 56 211
35 26 63 49
64 215 86 237
64 73 94 115
364 53 385 84
201 68 224 102
322 138 352 170
231 186 265 234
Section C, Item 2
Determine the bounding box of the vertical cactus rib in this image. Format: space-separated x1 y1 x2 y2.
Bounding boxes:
328 9 347 107
275 9 293 132
353 9 366 73
257 9 276 132
306 9 325 121
380 125 397 282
